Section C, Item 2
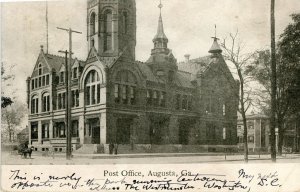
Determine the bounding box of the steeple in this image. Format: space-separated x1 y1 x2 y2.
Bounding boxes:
151 0 169 54
208 25 222 54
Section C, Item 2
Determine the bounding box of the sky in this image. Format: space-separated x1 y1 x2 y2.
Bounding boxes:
1 0 300 119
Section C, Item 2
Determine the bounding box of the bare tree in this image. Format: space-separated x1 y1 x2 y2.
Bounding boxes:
1 102 27 142
221 31 255 163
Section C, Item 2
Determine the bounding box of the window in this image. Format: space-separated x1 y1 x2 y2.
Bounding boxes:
114 84 120 103
42 76 45 86
38 64 42 75
239 136 243 143
72 90 79 107
176 94 181 110
62 93 66 109
35 78 38 88
153 91 158 106
123 12 128 34
73 67 78 79
160 91 166 107
46 74 50 85
182 95 187 110
60 72 65 83
223 127 226 140
72 120 79 137
248 136 254 143
187 95 192 110
85 70 101 106
31 123 38 139
114 70 137 105
146 90 151 105
42 124 49 139
42 93 50 112
38 77 42 87
122 85 127 104
31 95 39 114
223 104 226 116
58 123 66 138
104 10 113 51
91 39 95 49
90 12 96 35
31 79 35 90
57 93 66 110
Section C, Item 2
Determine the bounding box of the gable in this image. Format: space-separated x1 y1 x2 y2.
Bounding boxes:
31 53 51 78
86 47 99 64
203 57 238 92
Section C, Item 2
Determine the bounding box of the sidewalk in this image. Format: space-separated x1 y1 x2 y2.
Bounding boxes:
2 151 300 165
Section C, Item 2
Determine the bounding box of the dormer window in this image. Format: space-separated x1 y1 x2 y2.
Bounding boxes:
60 72 65 83
73 67 78 79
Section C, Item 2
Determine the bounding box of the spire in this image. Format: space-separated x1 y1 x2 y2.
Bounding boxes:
153 0 168 44
208 25 222 54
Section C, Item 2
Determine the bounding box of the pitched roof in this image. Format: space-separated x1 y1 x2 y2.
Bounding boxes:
175 71 193 88
136 61 162 83
44 53 83 72
178 55 212 75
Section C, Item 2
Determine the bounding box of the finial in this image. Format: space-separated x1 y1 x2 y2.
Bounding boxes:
211 24 219 40
40 45 44 52
214 24 217 38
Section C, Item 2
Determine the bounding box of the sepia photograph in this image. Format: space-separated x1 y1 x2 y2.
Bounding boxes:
1 0 300 191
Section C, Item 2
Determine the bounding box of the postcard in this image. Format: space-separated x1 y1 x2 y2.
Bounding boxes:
1 0 300 191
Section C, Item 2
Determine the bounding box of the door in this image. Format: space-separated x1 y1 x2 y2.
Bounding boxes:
92 126 100 144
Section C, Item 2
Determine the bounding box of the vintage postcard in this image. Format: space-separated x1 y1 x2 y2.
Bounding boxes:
1 0 300 191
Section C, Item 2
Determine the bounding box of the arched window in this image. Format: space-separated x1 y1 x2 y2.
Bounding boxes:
104 9 113 51
38 64 42 75
31 95 39 114
85 70 101 106
90 12 96 35
114 70 137 105
123 12 128 34
42 92 50 112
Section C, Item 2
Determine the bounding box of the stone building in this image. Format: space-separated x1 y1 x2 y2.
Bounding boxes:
27 0 239 153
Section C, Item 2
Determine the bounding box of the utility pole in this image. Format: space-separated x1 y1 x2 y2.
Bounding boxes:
270 0 277 162
57 27 82 160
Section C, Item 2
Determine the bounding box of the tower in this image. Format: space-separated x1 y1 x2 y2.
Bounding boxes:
87 0 136 60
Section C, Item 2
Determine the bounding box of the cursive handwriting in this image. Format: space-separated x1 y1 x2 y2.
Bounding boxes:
7 169 282 191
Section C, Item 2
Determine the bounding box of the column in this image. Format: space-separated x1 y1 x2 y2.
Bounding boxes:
49 120 53 139
79 116 84 145
38 121 42 144
100 112 107 144
100 87 106 104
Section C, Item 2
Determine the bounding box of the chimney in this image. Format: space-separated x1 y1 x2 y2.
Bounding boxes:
184 54 190 63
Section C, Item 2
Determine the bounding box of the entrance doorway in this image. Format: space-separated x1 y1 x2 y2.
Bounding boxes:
178 118 195 145
84 118 100 144
116 118 132 144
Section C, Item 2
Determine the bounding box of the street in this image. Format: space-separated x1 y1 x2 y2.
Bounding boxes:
2 151 300 165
